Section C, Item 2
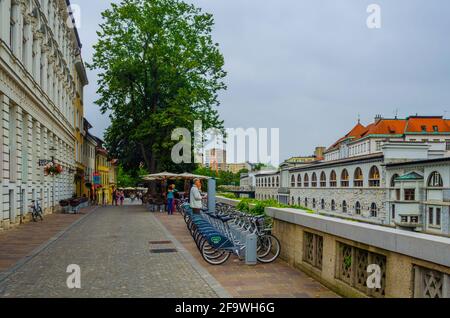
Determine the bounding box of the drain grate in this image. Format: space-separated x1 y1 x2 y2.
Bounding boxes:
149 240 172 245
150 248 178 254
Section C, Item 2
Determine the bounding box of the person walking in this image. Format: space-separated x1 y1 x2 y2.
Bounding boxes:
112 190 117 206
167 184 177 215
190 178 204 214
120 190 125 206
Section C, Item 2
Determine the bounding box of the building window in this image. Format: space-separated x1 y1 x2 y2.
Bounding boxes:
272 177 275 187
421 125 427 132
297 174 301 187
392 204 395 220
376 141 382 151
354 168 363 187
390 174 399 187
304 198 308 208
370 203 377 217
304 174 309 187
330 170 337 187
428 207 442 228
291 196 295 205
404 189 416 201
298 197 302 206
276 176 279 187
355 201 361 215
321 199 325 209
446 140 450 151
395 188 401 200
341 169 349 187
428 207 434 225
311 173 317 187
369 166 380 187
331 200 336 211
291 175 296 188
320 172 326 187
312 198 316 209
428 171 443 187
342 201 347 213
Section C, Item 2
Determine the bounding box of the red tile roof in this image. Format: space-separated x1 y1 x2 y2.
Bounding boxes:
327 116 450 152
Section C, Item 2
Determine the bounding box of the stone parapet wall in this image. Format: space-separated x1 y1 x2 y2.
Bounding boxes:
267 207 450 298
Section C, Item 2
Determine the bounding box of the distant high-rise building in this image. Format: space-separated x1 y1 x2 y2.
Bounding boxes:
205 148 227 171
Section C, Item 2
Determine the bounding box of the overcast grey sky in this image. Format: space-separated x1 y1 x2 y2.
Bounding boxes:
73 0 450 162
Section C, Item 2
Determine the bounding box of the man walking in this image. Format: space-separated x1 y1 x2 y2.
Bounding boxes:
190 178 204 214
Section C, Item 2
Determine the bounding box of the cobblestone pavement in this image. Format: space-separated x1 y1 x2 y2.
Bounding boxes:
0 205 220 298
0 207 95 272
155 212 339 298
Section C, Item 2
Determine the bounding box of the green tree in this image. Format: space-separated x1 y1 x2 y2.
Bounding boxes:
117 165 149 187
89 0 227 176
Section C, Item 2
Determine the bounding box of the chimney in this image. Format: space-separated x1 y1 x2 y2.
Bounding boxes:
374 114 382 122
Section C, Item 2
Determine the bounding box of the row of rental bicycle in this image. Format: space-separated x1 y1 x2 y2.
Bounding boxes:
179 201 281 265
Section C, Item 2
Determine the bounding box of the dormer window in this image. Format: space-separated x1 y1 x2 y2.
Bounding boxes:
433 125 439 132
421 125 427 132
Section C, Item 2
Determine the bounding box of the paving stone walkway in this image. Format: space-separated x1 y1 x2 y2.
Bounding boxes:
0 205 221 298
0 207 94 272
155 211 339 298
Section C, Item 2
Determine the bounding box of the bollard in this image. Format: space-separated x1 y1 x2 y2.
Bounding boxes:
245 232 257 265
207 178 216 214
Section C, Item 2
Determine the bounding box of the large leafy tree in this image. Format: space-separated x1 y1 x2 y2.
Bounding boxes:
89 0 227 175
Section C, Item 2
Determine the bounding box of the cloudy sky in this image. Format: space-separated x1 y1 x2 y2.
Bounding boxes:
72 0 450 163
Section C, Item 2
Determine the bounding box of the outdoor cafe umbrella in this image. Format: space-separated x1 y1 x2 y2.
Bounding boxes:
178 172 212 180
141 172 182 181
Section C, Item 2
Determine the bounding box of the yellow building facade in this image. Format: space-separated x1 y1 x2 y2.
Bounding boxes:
73 63 87 197
93 137 118 205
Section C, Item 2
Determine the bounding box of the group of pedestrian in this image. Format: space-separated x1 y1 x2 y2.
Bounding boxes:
165 178 205 216
112 189 125 206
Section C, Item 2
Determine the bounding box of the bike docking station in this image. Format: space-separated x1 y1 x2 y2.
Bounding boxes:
206 178 258 266
180 177 280 265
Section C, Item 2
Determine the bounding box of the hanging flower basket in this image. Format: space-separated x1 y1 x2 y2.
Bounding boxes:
44 162 63 176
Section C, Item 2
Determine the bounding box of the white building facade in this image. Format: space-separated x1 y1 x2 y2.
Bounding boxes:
255 141 450 236
0 0 86 229
386 158 450 236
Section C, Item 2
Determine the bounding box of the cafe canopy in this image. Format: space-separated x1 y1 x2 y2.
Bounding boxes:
141 172 212 181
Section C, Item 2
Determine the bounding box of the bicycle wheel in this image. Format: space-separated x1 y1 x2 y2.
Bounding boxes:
200 240 231 265
257 234 281 263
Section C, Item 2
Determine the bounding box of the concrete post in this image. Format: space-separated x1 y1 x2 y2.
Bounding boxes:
207 178 216 214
